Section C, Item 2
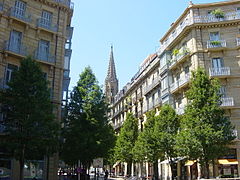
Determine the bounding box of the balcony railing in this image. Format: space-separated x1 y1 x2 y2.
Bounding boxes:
54 0 74 9
237 38 240 46
169 51 190 69
170 73 190 93
34 50 55 64
158 10 240 57
143 76 160 95
221 97 234 107
4 41 27 56
207 40 226 49
37 19 58 32
209 67 230 77
9 7 31 23
194 11 240 23
66 26 74 40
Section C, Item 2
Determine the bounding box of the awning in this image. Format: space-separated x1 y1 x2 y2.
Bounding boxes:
185 160 196 166
218 159 238 165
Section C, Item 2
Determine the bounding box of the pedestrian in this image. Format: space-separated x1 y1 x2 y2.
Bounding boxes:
104 170 109 180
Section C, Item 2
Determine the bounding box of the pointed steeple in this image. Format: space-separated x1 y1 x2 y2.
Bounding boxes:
106 45 117 81
105 45 119 103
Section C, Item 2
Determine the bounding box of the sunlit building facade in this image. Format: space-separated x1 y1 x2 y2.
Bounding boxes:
0 0 73 179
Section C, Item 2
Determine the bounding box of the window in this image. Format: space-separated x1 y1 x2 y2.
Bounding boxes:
184 66 190 74
9 30 22 53
237 7 240 12
14 0 26 18
41 11 52 28
5 64 18 84
209 32 220 41
161 76 168 90
176 74 180 81
38 40 50 60
219 86 226 97
212 57 223 68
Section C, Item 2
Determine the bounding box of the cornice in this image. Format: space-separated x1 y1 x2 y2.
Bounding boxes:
34 0 73 13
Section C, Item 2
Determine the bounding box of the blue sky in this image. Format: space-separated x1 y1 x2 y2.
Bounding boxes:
70 0 225 90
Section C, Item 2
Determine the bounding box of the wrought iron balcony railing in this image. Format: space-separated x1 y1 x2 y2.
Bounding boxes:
143 76 160 95
170 73 190 93
207 40 226 49
209 67 230 77
34 50 55 64
4 41 27 56
9 7 31 23
37 18 58 32
221 97 234 107
169 51 190 69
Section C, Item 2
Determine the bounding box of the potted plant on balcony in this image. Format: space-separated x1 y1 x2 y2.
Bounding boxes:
211 9 225 19
172 48 179 56
210 40 221 47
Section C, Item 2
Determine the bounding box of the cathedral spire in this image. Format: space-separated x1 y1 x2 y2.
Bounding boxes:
106 45 117 81
105 45 119 103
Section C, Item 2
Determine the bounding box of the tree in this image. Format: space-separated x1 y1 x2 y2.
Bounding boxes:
133 110 163 180
154 104 179 180
0 57 59 180
114 112 138 176
61 67 115 169
176 68 235 178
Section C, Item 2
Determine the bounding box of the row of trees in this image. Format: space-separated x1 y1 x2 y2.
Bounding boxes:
0 57 115 180
114 68 235 179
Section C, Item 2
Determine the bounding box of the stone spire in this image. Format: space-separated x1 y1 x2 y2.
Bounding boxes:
105 45 118 103
106 45 117 81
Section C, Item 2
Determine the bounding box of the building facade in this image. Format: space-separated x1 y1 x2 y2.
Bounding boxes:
0 0 73 179
107 0 240 179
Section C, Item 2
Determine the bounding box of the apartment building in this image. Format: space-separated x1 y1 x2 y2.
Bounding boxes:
0 0 73 179
105 47 161 177
107 0 240 179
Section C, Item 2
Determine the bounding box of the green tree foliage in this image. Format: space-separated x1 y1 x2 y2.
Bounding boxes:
61 67 115 168
133 110 163 180
155 104 179 180
114 112 138 175
0 57 59 180
176 68 235 178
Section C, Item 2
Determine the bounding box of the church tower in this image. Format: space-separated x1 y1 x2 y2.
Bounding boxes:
105 46 119 103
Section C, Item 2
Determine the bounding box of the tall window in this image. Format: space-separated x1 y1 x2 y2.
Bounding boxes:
38 40 50 60
212 57 223 68
9 30 22 53
210 32 220 41
14 0 26 18
219 86 226 97
5 64 18 84
41 11 52 28
161 76 168 90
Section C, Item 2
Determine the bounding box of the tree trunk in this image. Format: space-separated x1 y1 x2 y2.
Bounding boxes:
205 161 210 179
153 160 159 180
169 161 175 180
127 161 132 177
19 146 25 180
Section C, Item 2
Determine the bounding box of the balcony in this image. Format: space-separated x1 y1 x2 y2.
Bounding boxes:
62 70 70 91
34 51 55 64
236 38 240 46
169 51 190 69
4 41 27 57
54 0 74 9
207 40 226 49
9 7 31 23
66 26 74 41
209 67 230 77
221 97 234 107
37 19 58 32
143 76 160 95
194 11 240 24
170 73 190 93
